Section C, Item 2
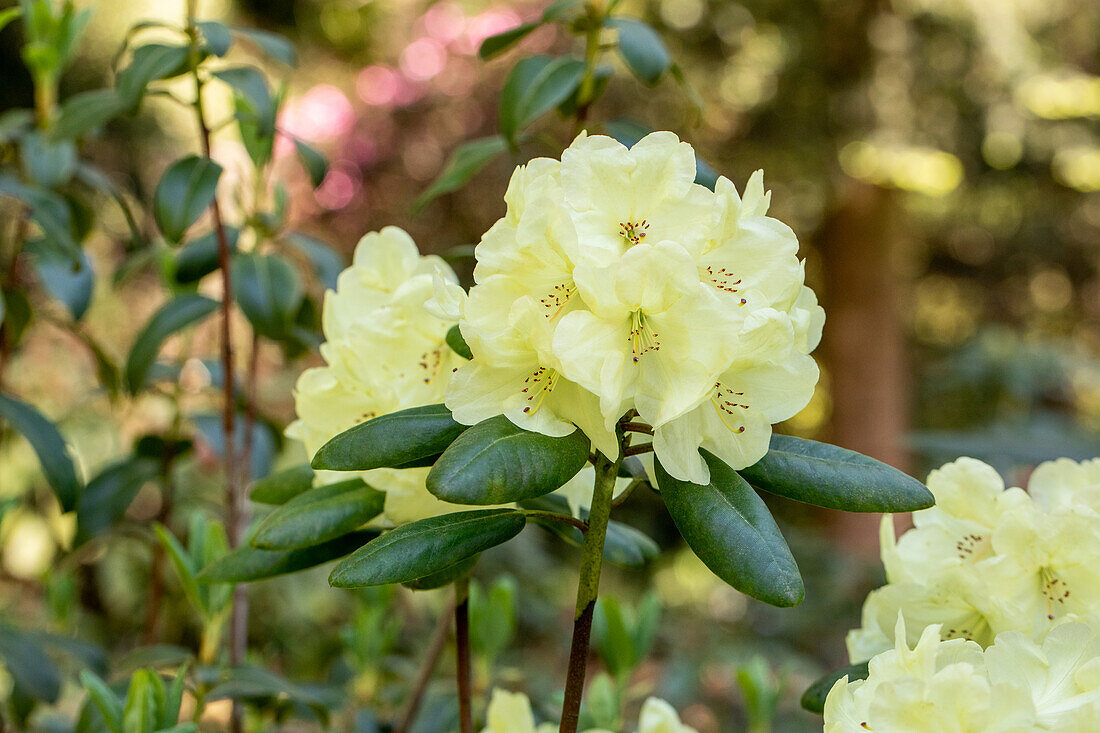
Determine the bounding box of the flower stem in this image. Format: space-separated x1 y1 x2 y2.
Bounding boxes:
559 445 623 732
572 3 605 137
455 576 473 733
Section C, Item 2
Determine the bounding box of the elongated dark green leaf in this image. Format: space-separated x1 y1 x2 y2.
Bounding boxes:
250 464 314 505
593 597 635 677
125 294 218 393
413 136 507 213
657 450 803 607
21 130 76 187
801 662 869 714
478 21 539 59
122 670 158 733
197 20 232 56
499 55 586 143
330 510 526 587
75 457 159 544
282 233 343 290
446 324 472 359
231 252 302 340
426 416 589 505
738 434 934 513
79 670 123 733
230 27 297 66
51 89 127 140
603 521 660 568
153 524 205 616
172 226 240 284
0 392 80 511
292 137 328 188
610 18 671 85
252 479 384 550
0 625 61 702
313 403 467 471
212 66 274 134
0 172 79 260
401 553 478 590
26 238 93 320
1 288 31 349
198 530 375 583
116 43 191 107
153 156 223 243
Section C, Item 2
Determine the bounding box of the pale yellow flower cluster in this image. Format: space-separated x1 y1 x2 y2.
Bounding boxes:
826 617 1100 731
847 457 1100 661
286 227 462 524
480 689 697 733
438 131 823 484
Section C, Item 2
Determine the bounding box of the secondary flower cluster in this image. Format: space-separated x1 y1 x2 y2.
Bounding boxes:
826 617 1100 731
846 457 1100 662
437 132 823 484
287 227 462 524
481 689 697 733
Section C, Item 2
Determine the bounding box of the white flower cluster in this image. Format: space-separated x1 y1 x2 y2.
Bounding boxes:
286 227 463 524
481 689 697 733
826 617 1100 731
847 457 1100 661
437 132 823 485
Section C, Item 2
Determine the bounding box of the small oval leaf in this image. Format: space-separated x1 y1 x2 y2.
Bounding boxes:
499 55 586 143
172 226 240 285
153 156 223 243
250 464 314 505
252 478 384 550
198 530 376 583
446 324 473 360
414 136 507 213
125 294 218 393
478 21 539 60
312 403 468 471
610 18 671 86
231 252 302 340
800 661 869 714
426 416 589 505
329 509 526 588
0 392 81 512
738 434 935 513
75 457 159 544
401 553 479 590
657 450 804 607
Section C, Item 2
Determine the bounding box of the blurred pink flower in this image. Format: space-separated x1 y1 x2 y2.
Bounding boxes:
357 64 422 107
315 163 361 210
422 2 466 43
400 37 448 81
457 9 522 55
279 85 355 146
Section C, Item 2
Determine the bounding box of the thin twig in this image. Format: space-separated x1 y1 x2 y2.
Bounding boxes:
523 510 588 534
455 578 473 733
620 421 653 435
610 478 646 510
395 596 457 733
623 443 654 457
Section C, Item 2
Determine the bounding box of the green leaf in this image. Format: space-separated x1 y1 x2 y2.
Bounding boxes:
124 294 218 393
161 664 189 730
252 478 384 550
478 21 539 60
656 450 804 607
738 435 935 513
198 530 376 583
197 20 232 56
469 575 517 660
426 416 589 505
401 553 478 590
282 233 343 290
593 597 635 677
1 288 32 349
292 137 328 188
602 520 659 568
50 89 127 140
206 667 327 723
801 661 869 714
172 226 240 285
413 135 507 213
21 130 76 187
446 324 472 359
231 252 302 340
153 524 205 616
329 509 526 588
0 6 21 34
75 457 159 544
25 238 93 320
610 18 671 85
212 66 275 135
250 464 314 505
0 625 61 702
499 55 586 143
312 403 468 471
116 43 191 107
153 156 223 243
122 670 158 733
79 670 123 733
0 392 80 511
230 27 297 66
0 172 80 260
542 0 581 21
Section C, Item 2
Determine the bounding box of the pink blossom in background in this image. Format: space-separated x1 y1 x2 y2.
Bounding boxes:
400 37 448 81
421 2 466 44
279 85 355 143
456 8 522 55
315 163 362 210
357 65 422 107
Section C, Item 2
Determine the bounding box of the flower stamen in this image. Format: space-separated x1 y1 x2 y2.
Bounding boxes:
539 282 577 320
711 381 749 434
628 311 661 362
619 219 650 246
704 265 747 305
521 367 557 414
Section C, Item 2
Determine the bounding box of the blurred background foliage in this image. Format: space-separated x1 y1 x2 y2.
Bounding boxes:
0 0 1097 730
